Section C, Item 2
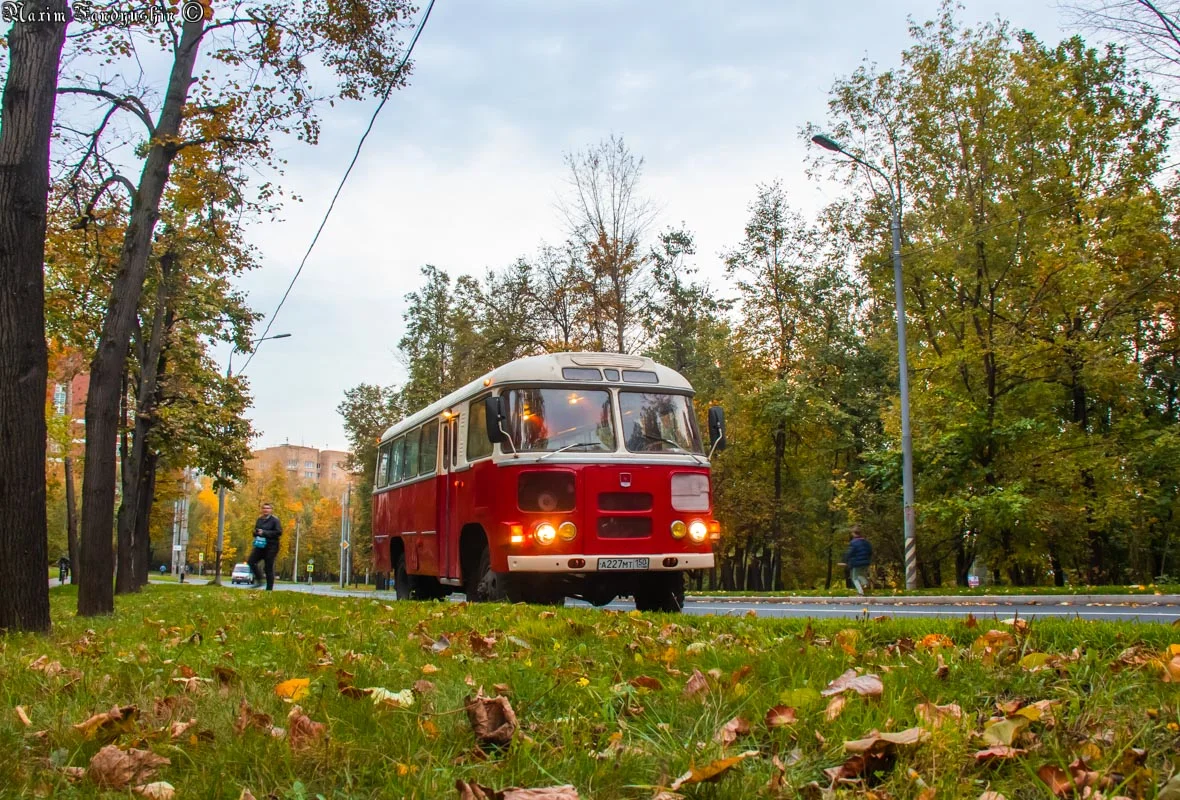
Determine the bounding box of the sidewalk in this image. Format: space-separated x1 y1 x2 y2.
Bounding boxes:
687 593 1180 606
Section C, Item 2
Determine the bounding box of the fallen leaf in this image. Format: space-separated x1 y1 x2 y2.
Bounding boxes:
824 694 847 721
682 668 708 698
835 629 860 656
15 706 31 726
765 705 797 728
133 781 175 800
1037 764 1072 797
714 716 750 746
369 687 415 708
168 719 197 739
28 656 64 676
274 677 310 701
431 635 451 654
74 705 139 740
422 664 441 675
843 727 930 754
87 745 170 789
455 781 580 799
629 675 663 691
414 679 437 694
1159 774 1180 800
978 793 1007 800
974 746 1027 762
729 665 752 686
465 688 517 747
286 705 326 750
982 716 1030 747
232 700 273 735
239 789 258 800
914 702 963 728
917 633 955 650
669 750 761 791
821 669 884 698
935 654 950 680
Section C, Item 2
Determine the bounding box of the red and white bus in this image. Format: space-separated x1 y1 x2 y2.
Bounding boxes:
371 352 725 611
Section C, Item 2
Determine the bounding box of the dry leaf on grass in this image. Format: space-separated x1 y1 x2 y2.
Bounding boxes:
981 716 1030 747
232 700 273 735
682 668 708 698
87 745 170 789
414 679 437 694
74 705 139 739
917 633 955 650
821 669 883 698
974 746 1027 762
935 654 950 679
133 781 175 800
168 719 198 739
465 688 517 747
824 694 847 721
669 750 761 791
978 793 1007 800
274 677 310 701
843 727 929 754
1037 765 1073 797
629 675 663 691
28 655 64 676
238 790 257 800
915 702 963 727
765 705 797 728
713 716 750 746
287 705 326 750
455 780 580 799
15 706 31 726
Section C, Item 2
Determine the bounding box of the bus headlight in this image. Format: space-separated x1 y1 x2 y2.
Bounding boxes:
670 520 687 539
558 521 577 541
688 520 708 543
535 522 557 545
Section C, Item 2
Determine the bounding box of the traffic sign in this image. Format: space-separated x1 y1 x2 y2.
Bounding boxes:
340 540 350 550
198 552 204 561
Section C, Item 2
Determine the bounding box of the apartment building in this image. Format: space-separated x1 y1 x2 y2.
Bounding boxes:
250 444 352 489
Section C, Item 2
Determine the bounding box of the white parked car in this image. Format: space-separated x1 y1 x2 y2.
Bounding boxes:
231 563 254 585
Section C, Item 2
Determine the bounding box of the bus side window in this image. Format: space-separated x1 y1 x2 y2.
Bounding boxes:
467 394 493 461
404 427 420 481
420 420 439 475
391 436 405 483
376 443 390 488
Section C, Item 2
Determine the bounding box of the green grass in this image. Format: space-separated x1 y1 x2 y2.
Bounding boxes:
2 585 1178 799
689 583 1180 598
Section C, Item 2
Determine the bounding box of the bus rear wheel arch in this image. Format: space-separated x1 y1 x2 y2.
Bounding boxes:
461 525 508 602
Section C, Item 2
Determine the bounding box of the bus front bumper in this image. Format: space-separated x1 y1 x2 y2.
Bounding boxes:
506 553 714 572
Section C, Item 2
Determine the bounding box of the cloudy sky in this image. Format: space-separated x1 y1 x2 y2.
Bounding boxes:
231 0 1071 453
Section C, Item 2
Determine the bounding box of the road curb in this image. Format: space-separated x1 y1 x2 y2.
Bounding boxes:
686 594 1180 607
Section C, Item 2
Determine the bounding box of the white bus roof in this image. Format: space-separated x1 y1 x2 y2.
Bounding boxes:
379 352 694 443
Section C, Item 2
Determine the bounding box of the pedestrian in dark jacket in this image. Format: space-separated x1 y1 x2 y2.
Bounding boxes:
247 502 282 590
842 527 872 596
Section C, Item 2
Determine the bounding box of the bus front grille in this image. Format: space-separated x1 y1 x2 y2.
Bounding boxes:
597 516 652 538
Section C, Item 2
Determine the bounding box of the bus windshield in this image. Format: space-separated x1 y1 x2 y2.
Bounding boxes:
619 392 703 454
503 388 617 452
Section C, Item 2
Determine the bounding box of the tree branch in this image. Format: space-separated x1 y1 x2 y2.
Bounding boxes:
57 86 156 135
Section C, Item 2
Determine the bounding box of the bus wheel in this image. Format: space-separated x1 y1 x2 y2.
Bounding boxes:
467 545 508 602
633 572 685 613
394 553 412 601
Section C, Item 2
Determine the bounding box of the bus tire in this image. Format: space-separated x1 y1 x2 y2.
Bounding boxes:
634 572 685 613
394 553 412 601
467 544 508 602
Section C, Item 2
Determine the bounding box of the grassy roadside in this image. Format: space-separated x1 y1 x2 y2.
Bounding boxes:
688 584 1180 598
2 585 1178 799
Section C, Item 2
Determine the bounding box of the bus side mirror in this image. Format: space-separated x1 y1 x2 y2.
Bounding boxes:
484 395 507 444
708 406 726 453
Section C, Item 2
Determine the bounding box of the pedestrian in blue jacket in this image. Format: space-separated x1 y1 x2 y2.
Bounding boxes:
842 528 872 596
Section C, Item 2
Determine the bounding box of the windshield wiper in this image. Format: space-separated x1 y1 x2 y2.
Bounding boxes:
537 442 601 461
638 433 706 464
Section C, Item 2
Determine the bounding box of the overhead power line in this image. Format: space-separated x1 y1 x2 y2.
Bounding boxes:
239 0 438 375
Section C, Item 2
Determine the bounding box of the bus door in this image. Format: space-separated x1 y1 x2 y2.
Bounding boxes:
438 414 460 581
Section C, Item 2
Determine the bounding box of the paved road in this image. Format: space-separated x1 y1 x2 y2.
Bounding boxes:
208 581 1180 623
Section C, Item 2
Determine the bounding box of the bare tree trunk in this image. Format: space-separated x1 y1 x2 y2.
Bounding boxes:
64 379 80 584
136 450 159 587
78 21 204 616
0 0 69 632
116 254 173 594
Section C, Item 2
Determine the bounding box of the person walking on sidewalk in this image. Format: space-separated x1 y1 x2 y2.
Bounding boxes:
842 527 873 596
247 502 282 590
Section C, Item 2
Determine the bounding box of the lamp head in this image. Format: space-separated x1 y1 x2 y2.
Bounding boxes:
811 134 844 153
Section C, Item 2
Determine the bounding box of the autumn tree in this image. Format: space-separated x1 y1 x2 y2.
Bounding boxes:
51 0 419 615
814 6 1179 585
561 135 656 353
0 0 69 632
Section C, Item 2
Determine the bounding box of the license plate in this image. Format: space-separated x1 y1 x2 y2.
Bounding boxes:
597 557 649 571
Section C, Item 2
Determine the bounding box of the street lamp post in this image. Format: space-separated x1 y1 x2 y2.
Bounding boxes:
811 134 918 591
211 333 291 586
